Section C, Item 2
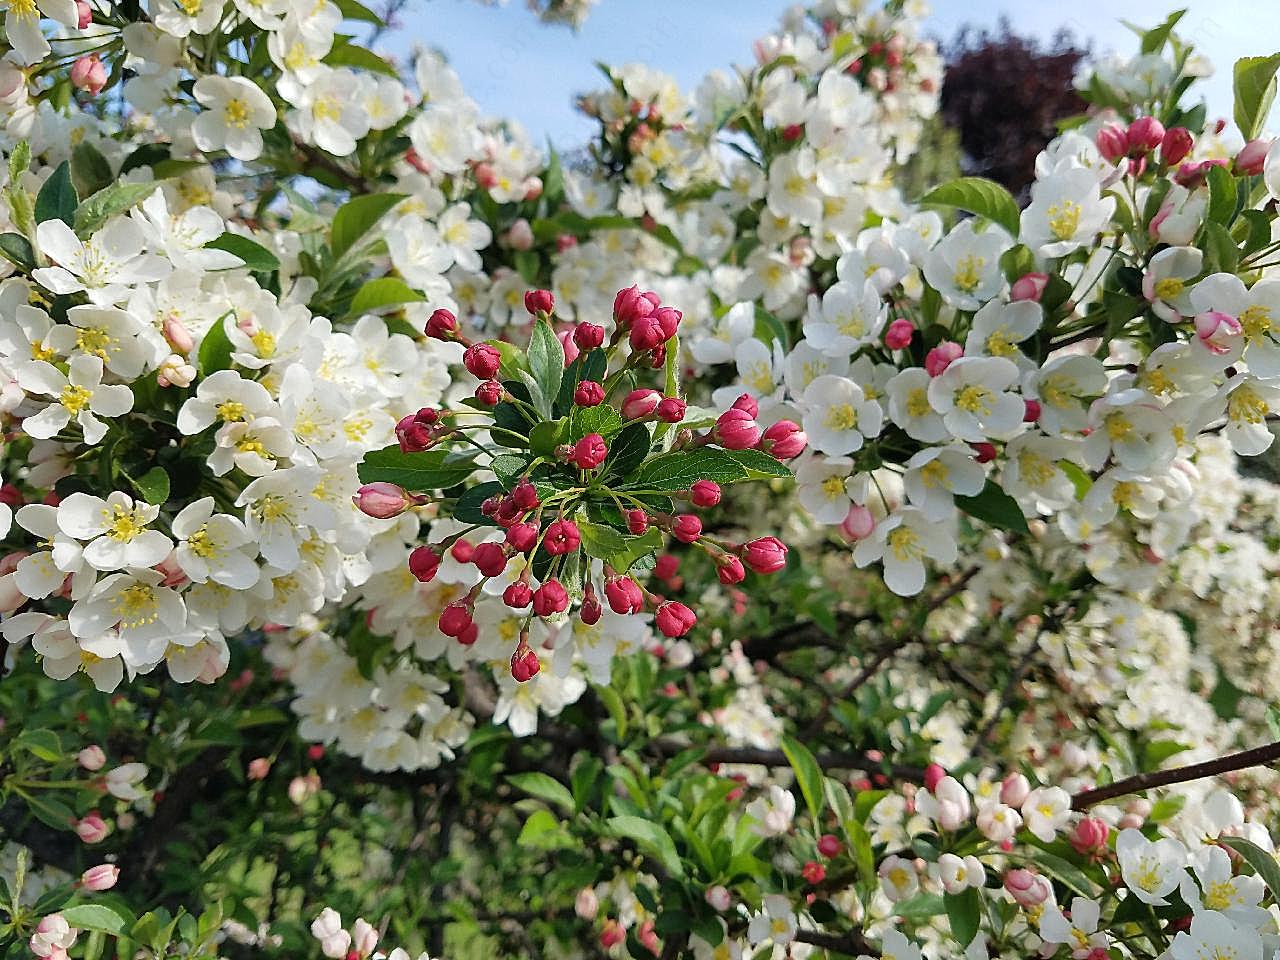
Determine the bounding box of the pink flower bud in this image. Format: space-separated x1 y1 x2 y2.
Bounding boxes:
622 388 661 420
574 380 604 407
544 519 581 555
70 55 107 95
512 480 540 510
570 433 608 470
600 920 625 949
656 396 686 423
1160 126 1194 166
162 316 195 353
671 514 702 543
580 587 602 624
1194 310 1241 355
575 887 599 920
840 504 875 542
247 757 272 780
714 408 761 450
1126 115 1165 155
78 745 106 771
741 536 788 574
884 318 915 349
75 0 91 27
463 342 502 380
759 419 806 459
625 509 648 534
475 380 504 406
74 812 109 843
506 218 534 251
971 442 997 463
925 340 963 377
81 864 119 891
1023 399 1041 422
408 545 441 583
999 772 1030 807
156 354 196 388
1096 122 1128 162
1236 138 1272 176
818 834 842 858
533 579 569 617
628 314 668 351
425 308 457 339
1004 868 1049 907
613 284 660 327
1069 817 1110 856
524 289 555 316
716 555 745 584
353 482 415 519
705 885 732 912
802 860 826 884
558 328 580 366
506 522 539 553
690 480 721 507
605 576 644 614
439 602 473 638
1010 272 1049 302
655 601 696 638
574 322 605 350
923 763 946 791
472 541 508 576
503 581 532 608
731 393 759 418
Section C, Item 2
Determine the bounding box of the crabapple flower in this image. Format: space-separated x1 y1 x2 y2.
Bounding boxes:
745 784 795 837
56 491 173 572
1179 844 1268 926
801 374 883 455
853 508 957 596
923 219 1010 310
18 355 134 445
33 217 169 307
1020 165 1115 257
1169 909 1263 960
927 356 1024 442
1143 245 1202 322
1116 827 1187 905
878 855 919 901
1039 897 1107 959
1021 786 1072 842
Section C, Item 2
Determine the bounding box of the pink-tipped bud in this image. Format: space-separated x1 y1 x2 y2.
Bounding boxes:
544 519 582 555
574 380 604 407
671 514 702 543
574 322 605 350
656 396 686 423
247 757 272 780
471 541 508 577
605 576 645 614
840 504 875 542
1095 122 1128 162
78 745 106 770
655 601 697 638
74 812 109 844
1194 309 1241 355
1069 817 1110 856
971 442 997 463
464 342 502 380
1023 399 1041 422
731 393 759 418
503 581 533 608
532 579 569 617
760 419 806 459
1236 138 1272 176
1126 116 1165 155
817 834 842 858
622 388 661 420
70 55 107 95
425 308 457 339
628 314 668 351
524 289 555 316
570 433 608 470
705 885 732 912
575 887 599 920
925 340 963 377
408 545 441 583
613 284 660 327
1010 272 1049 302
625 509 648 534
884 318 914 349
81 864 119 891
714 409 761 450
558 328 580 366
999 772 1030 807
923 763 946 791
506 218 534 251
716 555 745 584
741 536 787 574
162 316 195 353
1160 126 1194 166
75 0 91 27
599 920 625 949
475 379 503 406
580 587 602 625
690 480 721 508
353 482 415 519
1004 868 1050 907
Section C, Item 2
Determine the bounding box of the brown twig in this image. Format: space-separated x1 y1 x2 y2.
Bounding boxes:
795 927 873 956
1072 739 1280 810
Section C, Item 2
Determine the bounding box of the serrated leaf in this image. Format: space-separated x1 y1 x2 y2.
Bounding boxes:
780 735 824 825
945 887 982 945
625 446 790 493
349 276 425 314
197 315 233 376
14 728 62 761
1206 163 1239 226
453 480 503 525
920 177 1020 238
1234 54 1280 141
527 318 564 417
0 232 34 271
73 181 159 235
61 904 131 936
35 161 76 226
603 422 653 480
203 233 279 272
606 816 684 878
331 193 406 260
357 446 477 491
507 772 575 812
955 480 1030 534
324 39 398 77
70 142 112 199
1220 836 1280 903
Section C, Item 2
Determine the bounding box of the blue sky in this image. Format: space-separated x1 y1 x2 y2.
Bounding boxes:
393 0 1278 147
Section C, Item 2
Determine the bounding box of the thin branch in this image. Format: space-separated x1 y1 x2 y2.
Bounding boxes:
794 927 872 956
1072 739 1280 810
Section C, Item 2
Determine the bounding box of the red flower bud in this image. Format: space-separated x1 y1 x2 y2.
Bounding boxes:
655 601 696 638
1237 138 1272 175
730 393 758 418
559 328 580 365
574 322 605 350
1023 399 1042 422
511 645 541 681
690 480 721 508
1127 116 1165 155
506 522 539 553
671 514 702 543
884 318 914 349
396 413 434 452
802 861 826 884
450 537 474 562
741 536 787 574
760 419 806 459
925 340 963 377
574 380 604 407
570 433 608 470
533 579 569 617
923 762 946 791
472 541 508 577
654 554 680 580
652 306 682 340
605 576 644 614
628 314 668 351
464 342 502 380
971 442 997 463
426 308 457 339
408 546 441 582
817 834 842 858
626 509 649 534
1160 126 1194 166
1010 272 1049 302
714 409 761 450
512 480 540 510
475 379 503 405
543 519 582 555
622 388 661 420
524 289 555 316
439 601 473 638
656 396 686 423
613 285 660 327
503 582 533 608
580 587 602 625
1095 122 1128 162
716 555 745 584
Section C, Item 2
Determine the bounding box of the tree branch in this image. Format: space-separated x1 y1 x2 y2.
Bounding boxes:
652 742 925 782
1072 739 1280 810
794 927 872 956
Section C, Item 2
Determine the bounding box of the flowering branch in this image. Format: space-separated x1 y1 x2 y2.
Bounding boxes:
1072 739 1280 810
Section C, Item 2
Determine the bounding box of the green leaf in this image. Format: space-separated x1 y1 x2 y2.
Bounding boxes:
0 232 34 271
357 446 477 491
606 816 684 878
626 446 790 493
595 683 627 739
203 233 280 272
919 177 1021 238
490 453 528 489
527 318 564 416
1206 163 1239 226
453 480 503 525
570 402 622 440
577 522 662 572
61 905 130 937
955 480 1030 534
35 161 76 226
197 316 233 376
349 276 425 314
73 181 159 235
780 735 824 825
1023 846 1098 898
1202 220 1240 275
506 772 575 812
131 466 170 505
331 193 406 260
945 888 981 946
332 0 383 22
324 39 398 77
1220 836 1280 903
1058 460 1092 500
14 728 62 762
895 893 946 920
1140 9 1185 54
1233 54 1280 141
70 142 112 199
24 792 74 830
529 418 569 456
119 143 172 175
516 809 575 850
603 422 653 480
